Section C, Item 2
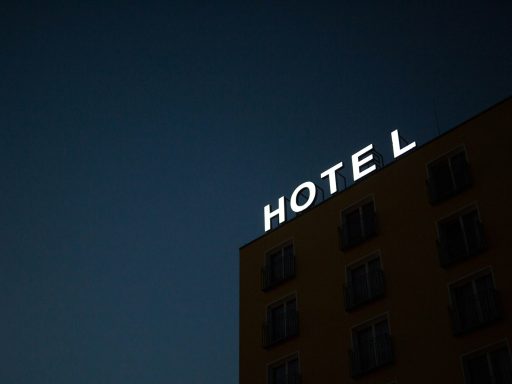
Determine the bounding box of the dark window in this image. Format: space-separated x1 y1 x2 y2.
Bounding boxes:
463 343 512 384
269 355 301 384
262 243 295 291
345 256 385 310
450 272 501 335
438 208 486 267
350 318 393 377
263 297 299 347
427 149 471 203
340 200 377 251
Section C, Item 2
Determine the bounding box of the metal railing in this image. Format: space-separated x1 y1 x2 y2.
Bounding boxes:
269 370 301 384
466 362 512 384
286 373 302 384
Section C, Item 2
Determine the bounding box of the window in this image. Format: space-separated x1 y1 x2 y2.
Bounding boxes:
450 271 501 335
345 255 385 310
437 207 486 267
263 296 299 347
427 148 471 203
340 199 377 251
350 317 393 377
268 355 300 384
262 243 295 291
463 342 512 384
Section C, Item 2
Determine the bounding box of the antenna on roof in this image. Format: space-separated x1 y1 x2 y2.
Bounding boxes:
433 97 441 136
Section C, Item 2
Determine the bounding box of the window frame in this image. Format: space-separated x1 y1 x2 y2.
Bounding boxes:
266 352 301 384
263 293 299 348
448 267 501 335
426 145 471 204
460 340 512 384
436 203 486 267
344 251 385 310
350 313 394 377
339 196 377 251
262 240 296 291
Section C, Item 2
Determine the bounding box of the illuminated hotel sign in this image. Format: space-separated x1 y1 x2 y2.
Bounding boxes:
264 130 416 232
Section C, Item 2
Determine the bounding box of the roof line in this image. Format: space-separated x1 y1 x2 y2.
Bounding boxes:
239 94 512 250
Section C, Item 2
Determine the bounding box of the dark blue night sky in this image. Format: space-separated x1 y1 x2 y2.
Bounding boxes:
1 2 511 383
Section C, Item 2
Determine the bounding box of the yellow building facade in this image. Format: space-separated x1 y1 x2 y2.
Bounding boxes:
240 97 512 384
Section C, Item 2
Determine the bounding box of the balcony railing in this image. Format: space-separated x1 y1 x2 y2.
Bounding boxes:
451 288 501 335
345 269 385 310
487 368 512 384
466 359 512 384
438 222 486 267
350 334 394 378
269 371 301 384
261 252 296 291
262 310 299 348
286 373 302 384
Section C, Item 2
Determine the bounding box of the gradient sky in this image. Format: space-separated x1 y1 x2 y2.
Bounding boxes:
1 1 511 383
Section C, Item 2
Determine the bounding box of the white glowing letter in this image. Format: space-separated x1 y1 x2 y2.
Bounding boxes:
320 161 344 194
264 196 287 232
391 129 416 158
290 181 317 213
352 144 376 181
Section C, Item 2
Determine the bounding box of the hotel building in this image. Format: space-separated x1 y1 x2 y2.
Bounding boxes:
239 97 512 383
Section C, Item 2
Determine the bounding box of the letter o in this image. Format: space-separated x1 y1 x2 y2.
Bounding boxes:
290 181 317 213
